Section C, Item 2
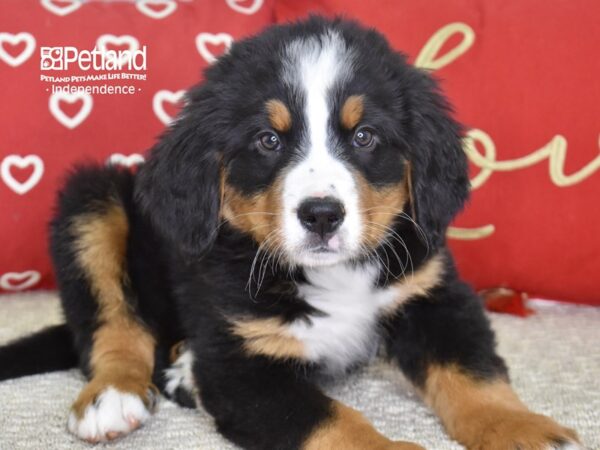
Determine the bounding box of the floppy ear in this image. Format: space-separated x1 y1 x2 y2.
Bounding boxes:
135 106 221 258
405 69 470 251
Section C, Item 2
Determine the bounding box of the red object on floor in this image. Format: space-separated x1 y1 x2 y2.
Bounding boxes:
480 288 535 317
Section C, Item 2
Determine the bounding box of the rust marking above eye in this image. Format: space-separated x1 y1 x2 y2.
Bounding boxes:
340 95 364 130
265 99 292 132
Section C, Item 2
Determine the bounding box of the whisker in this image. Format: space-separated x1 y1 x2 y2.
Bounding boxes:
363 224 403 280
359 206 430 255
246 230 278 299
257 236 280 292
363 222 414 281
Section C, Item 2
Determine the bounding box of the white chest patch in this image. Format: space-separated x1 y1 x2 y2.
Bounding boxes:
288 263 400 373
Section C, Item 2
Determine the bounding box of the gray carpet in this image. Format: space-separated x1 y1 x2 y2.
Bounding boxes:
0 291 598 449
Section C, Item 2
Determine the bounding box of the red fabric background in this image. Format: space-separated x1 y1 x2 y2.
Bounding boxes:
276 0 600 305
1 0 598 305
0 0 273 292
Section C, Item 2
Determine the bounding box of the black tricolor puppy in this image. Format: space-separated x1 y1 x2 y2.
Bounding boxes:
0 17 580 450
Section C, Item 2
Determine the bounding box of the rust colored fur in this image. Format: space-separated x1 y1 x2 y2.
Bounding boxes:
266 99 292 132
231 317 306 361
71 203 156 417
340 95 364 130
424 365 579 450
381 254 445 315
354 171 408 248
221 177 284 247
303 401 425 450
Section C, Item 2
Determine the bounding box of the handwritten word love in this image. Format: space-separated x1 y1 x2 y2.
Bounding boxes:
415 23 600 240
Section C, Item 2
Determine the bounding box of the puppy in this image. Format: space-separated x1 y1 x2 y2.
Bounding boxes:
0 17 580 450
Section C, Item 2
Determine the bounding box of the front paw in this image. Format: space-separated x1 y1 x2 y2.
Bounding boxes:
68 381 157 443
463 409 580 450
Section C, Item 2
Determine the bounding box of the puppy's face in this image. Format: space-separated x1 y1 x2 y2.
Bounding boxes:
221 30 412 267
137 18 468 266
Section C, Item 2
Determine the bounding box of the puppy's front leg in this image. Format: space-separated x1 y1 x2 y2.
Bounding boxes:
56 203 158 443
191 342 423 450
384 279 580 450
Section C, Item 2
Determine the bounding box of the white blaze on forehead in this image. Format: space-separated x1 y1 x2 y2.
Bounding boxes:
284 31 349 159
281 31 362 263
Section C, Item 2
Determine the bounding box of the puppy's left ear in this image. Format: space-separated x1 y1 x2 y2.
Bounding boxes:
134 97 222 258
405 68 470 250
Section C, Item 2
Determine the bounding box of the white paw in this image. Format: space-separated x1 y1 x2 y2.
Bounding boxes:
165 348 196 396
164 347 198 408
67 387 152 442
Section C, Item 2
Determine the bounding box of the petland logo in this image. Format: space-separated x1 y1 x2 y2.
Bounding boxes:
40 46 147 71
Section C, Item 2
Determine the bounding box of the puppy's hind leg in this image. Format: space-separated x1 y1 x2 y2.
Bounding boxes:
51 166 157 443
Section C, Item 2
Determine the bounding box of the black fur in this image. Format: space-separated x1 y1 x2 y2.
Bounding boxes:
0 325 77 381
135 93 222 258
0 17 511 449
383 255 508 388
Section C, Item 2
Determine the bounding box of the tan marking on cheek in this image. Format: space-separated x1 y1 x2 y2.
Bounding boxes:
265 99 292 133
231 317 306 361
71 203 156 418
340 95 364 130
382 254 445 314
354 171 408 248
221 177 284 246
303 401 424 450
423 365 579 449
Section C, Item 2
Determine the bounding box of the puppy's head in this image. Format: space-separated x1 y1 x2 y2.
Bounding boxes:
135 17 469 267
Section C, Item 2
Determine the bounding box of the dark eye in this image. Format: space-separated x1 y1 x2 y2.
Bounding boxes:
352 127 375 149
257 132 282 152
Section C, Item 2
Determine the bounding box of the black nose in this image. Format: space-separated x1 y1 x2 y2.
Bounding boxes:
297 197 345 238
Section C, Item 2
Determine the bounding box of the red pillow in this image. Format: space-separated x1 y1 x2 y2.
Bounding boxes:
0 0 273 293
275 0 600 305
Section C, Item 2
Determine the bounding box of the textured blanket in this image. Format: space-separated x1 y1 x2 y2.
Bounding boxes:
0 292 598 449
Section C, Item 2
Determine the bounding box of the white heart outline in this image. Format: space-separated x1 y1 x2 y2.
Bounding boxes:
49 91 93 129
40 0 82 16
136 0 177 19
1 155 45 195
153 89 186 125
225 0 263 15
195 33 233 64
96 34 140 67
106 153 146 168
0 271 42 291
0 32 36 67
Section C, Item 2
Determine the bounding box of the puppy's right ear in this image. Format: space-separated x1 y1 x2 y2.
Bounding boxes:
135 106 221 258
